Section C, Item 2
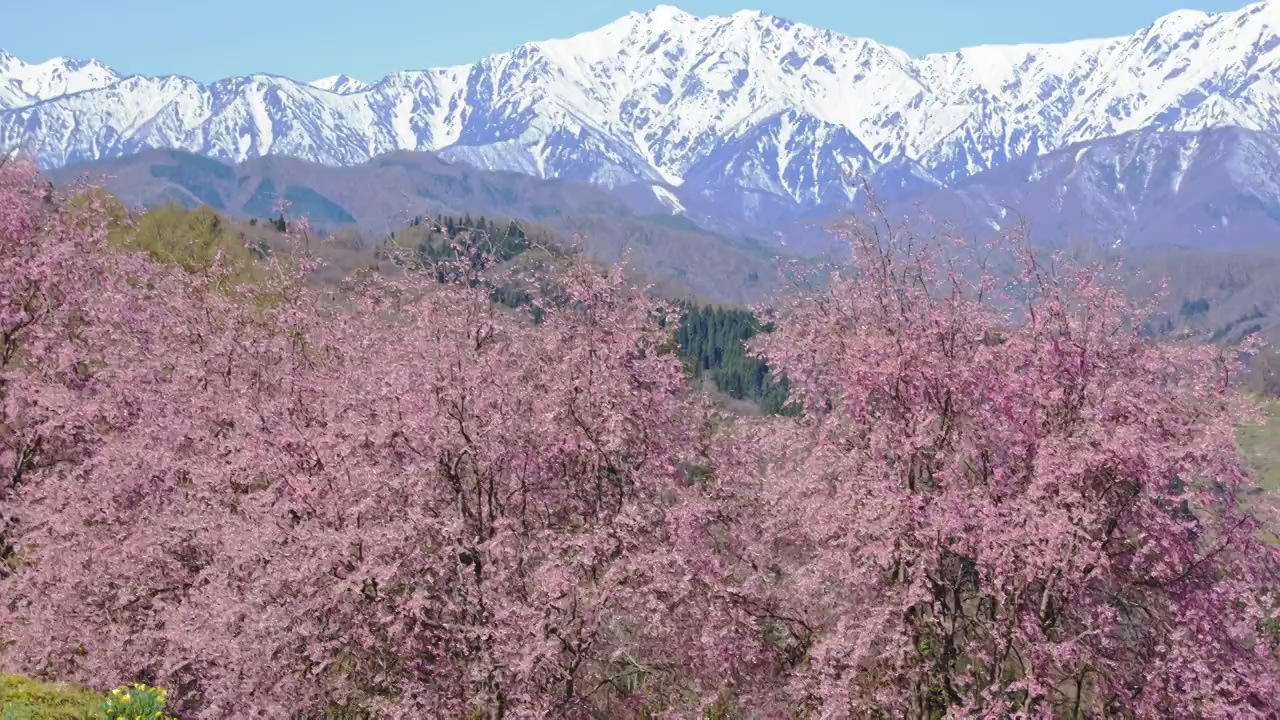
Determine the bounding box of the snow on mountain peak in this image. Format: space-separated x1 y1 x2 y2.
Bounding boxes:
308 74 369 94
1156 8 1211 27
0 51 120 109
637 5 694 22
2 2 1278 216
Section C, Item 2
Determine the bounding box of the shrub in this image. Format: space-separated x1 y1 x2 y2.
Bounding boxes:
103 683 172 720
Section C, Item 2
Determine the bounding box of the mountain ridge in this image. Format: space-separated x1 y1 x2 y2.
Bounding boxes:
4 2 1277 192
7 2 1280 257
868 124 1280 252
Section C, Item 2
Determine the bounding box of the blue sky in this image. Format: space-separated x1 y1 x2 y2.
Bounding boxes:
5 0 1252 82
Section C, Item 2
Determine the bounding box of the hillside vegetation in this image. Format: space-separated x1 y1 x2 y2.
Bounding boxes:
1241 400 1280 492
51 149 792 305
1 160 1278 719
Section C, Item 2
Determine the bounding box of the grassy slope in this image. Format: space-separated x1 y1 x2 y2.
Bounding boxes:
1237 399 1280 548
0 674 105 720
1240 400 1280 512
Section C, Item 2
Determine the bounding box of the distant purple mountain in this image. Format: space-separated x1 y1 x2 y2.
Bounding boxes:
8 3 1280 252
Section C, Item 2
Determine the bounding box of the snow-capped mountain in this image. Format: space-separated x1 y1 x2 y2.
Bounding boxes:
905 125 1280 250
3 1 1279 239
0 50 120 109
677 109 944 219
307 74 369 94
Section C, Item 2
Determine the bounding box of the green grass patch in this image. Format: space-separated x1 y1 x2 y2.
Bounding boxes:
0 674 105 720
1239 400 1280 544
1240 400 1280 494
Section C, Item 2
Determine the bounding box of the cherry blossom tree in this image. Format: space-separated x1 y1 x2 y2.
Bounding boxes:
0 156 143 576
676 211 1280 718
2 156 1277 720
0 159 704 718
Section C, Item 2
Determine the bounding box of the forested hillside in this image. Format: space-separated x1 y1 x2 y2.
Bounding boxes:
673 304 796 415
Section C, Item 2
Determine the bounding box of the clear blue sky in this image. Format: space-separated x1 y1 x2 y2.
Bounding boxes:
3 0 1254 82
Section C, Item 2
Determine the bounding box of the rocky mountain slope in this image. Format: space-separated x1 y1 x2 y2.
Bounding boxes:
5 3 1279 215
0 50 119 109
862 125 1280 251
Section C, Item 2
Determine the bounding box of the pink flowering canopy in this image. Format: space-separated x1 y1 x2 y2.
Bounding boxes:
670 214 1280 717
0 158 1276 719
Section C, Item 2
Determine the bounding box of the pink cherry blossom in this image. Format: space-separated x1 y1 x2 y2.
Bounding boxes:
675 211 1280 717
0 158 1275 719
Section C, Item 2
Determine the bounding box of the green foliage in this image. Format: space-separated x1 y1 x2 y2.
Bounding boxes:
674 304 797 415
105 203 284 309
1263 605 1280 649
0 674 105 720
64 188 133 239
102 684 172 720
382 215 793 400
1239 400 1280 494
113 202 258 279
410 214 533 267
379 213 553 322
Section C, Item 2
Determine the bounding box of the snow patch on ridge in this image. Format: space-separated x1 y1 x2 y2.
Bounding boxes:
651 185 686 213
